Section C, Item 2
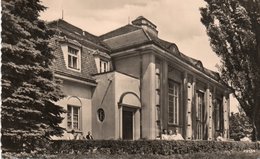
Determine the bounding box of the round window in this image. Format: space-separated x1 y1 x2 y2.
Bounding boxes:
97 108 105 122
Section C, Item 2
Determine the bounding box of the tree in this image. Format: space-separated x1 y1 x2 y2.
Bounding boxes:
229 112 253 141
200 0 260 140
1 0 65 152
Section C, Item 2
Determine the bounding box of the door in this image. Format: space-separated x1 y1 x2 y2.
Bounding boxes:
196 91 206 140
123 110 133 140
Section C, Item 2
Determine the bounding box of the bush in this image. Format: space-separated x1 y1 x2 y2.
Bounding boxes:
46 140 260 155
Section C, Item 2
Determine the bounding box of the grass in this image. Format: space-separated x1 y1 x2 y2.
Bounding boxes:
3 151 260 159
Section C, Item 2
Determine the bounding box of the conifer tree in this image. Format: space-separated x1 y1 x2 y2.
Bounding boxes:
200 0 260 140
1 0 65 152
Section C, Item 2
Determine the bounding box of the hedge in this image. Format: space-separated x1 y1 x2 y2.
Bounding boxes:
47 140 260 155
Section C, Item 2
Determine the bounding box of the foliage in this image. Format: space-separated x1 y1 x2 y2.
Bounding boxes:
229 112 253 141
45 140 260 155
3 151 260 159
1 0 65 153
200 0 260 140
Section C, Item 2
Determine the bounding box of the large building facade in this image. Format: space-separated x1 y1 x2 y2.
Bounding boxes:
49 16 230 141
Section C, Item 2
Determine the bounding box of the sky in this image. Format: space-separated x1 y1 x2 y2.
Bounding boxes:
39 0 239 113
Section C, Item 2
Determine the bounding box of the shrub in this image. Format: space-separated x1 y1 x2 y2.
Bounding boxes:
46 140 260 155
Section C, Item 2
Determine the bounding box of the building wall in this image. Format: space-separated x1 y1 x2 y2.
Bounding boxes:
54 79 93 139
114 72 140 139
114 55 141 78
153 55 230 141
92 72 116 139
92 72 140 140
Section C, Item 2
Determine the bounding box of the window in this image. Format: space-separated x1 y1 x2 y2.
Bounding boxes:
67 105 80 130
215 98 223 131
68 46 79 69
100 59 109 73
196 91 205 140
168 80 180 125
97 108 105 122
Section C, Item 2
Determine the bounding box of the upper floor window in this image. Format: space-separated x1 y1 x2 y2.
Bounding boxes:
168 80 180 125
67 105 80 130
100 59 109 73
68 46 79 69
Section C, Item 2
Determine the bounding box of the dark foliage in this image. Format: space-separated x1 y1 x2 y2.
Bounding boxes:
46 140 260 155
1 0 65 152
200 0 260 140
229 112 253 141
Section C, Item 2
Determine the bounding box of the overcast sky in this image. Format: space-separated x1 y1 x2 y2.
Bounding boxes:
40 0 239 112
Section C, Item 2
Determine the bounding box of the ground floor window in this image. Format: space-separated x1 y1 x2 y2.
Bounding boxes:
168 80 180 125
67 105 80 130
215 98 223 132
196 91 206 140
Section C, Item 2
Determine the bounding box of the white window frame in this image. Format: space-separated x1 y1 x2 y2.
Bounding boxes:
61 44 81 72
67 105 81 130
168 80 180 125
68 46 79 69
100 59 109 73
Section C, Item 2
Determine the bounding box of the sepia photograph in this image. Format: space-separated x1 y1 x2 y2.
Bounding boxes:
1 0 260 158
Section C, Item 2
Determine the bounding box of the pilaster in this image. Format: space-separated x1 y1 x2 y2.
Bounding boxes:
185 75 192 140
141 53 156 139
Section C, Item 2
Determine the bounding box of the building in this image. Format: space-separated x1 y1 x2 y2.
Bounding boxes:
49 16 230 141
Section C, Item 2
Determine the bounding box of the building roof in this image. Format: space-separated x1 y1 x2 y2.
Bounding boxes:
49 19 110 52
99 17 220 81
48 17 220 82
48 19 111 83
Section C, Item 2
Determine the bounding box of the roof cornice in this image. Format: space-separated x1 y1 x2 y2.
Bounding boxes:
110 44 227 90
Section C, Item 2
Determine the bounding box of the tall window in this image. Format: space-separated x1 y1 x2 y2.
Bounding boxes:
68 46 79 69
100 59 109 73
215 98 223 131
196 91 205 140
67 105 80 130
168 80 180 125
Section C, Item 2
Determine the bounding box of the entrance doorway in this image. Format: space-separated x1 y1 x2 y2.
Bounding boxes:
122 110 133 140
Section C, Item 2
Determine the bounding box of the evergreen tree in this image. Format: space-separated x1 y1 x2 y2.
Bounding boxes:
1 0 65 152
200 0 260 140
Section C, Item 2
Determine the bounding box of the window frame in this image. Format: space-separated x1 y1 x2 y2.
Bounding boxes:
214 98 223 132
168 79 180 125
99 59 109 73
67 105 81 130
67 46 80 70
68 46 79 69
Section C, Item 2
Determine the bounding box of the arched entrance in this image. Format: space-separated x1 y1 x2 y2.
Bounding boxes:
118 92 141 140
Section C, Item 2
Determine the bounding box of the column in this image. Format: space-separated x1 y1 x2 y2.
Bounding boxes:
141 53 156 139
134 109 141 140
222 94 229 139
119 106 122 139
185 75 192 140
207 84 213 140
155 61 161 137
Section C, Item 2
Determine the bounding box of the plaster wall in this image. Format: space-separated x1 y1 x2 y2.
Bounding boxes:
114 72 140 139
53 79 93 139
92 72 116 139
114 56 140 78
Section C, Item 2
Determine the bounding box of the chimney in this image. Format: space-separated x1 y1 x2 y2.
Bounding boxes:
132 16 158 37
